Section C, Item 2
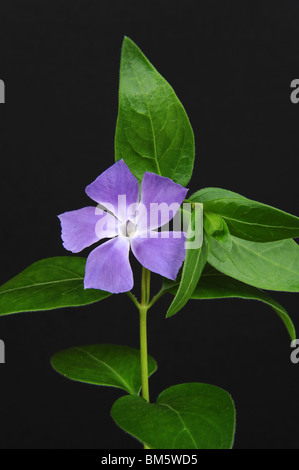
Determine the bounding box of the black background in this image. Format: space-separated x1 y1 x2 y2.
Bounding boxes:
0 0 299 450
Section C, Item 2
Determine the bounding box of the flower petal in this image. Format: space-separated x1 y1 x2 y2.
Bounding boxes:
137 172 188 232
58 207 118 253
85 160 140 220
131 231 186 280
84 237 133 293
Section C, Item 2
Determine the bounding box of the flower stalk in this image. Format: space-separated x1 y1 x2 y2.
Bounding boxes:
139 267 151 450
139 305 149 403
140 267 151 403
128 267 166 449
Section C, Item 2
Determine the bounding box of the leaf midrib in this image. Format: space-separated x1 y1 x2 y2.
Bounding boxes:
75 348 135 394
159 402 197 448
159 402 223 449
128 48 162 176
205 198 299 230
0 277 83 296
221 214 298 231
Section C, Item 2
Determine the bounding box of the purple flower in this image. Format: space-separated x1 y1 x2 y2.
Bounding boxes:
58 160 187 294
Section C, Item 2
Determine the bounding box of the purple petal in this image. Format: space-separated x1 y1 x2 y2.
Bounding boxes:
58 207 118 253
84 237 133 293
85 160 140 220
138 172 188 232
131 231 186 280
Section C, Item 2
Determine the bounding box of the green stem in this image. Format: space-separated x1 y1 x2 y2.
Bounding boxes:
141 266 151 306
139 305 149 403
140 267 151 450
147 288 166 309
140 267 151 403
127 268 152 448
127 291 141 309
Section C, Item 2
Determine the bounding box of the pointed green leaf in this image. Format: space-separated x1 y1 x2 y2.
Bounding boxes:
208 236 299 292
191 187 299 242
111 383 236 449
51 344 157 395
169 266 295 341
0 257 111 315
167 204 209 318
115 37 195 185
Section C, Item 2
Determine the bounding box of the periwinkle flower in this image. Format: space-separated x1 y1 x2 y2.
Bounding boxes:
58 160 187 294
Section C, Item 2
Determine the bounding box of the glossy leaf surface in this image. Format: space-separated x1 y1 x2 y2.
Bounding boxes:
191 187 299 242
0 257 110 315
208 236 299 292
112 383 236 449
51 344 157 395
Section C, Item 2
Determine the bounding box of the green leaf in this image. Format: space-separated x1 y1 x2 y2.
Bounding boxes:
0 257 111 315
111 383 236 449
208 235 299 292
190 187 244 203
167 204 209 318
169 266 295 341
51 344 157 395
204 212 232 251
115 37 195 186
191 187 299 242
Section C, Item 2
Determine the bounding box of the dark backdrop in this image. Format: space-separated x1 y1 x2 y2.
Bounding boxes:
0 0 299 450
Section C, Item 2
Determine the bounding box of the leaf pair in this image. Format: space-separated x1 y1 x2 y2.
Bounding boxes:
52 344 236 449
195 188 299 293
165 184 299 340
189 187 299 302
165 204 297 341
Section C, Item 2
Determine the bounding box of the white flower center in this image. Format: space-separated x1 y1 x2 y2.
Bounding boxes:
119 220 138 238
